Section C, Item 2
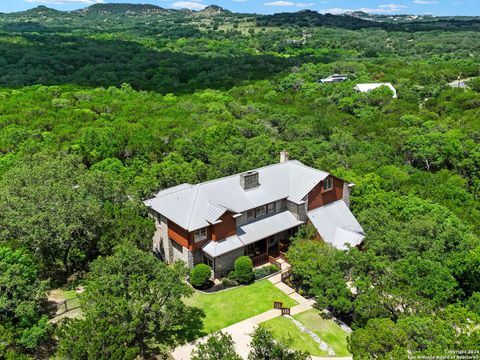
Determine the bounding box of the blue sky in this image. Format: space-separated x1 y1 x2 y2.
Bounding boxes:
1 0 478 15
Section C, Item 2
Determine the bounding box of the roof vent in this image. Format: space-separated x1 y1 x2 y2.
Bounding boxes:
240 171 260 190
280 150 289 163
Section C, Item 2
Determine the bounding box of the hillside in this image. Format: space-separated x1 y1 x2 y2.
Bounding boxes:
0 3 479 360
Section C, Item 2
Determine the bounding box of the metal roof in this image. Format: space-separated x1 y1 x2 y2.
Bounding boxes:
202 235 244 258
145 160 328 231
354 83 397 98
307 200 365 250
202 210 303 258
238 211 303 246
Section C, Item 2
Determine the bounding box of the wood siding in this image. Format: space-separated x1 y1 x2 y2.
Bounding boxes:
212 212 237 241
168 220 190 248
307 176 344 211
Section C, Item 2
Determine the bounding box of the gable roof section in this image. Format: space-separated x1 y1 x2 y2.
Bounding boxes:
307 200 365 250
354 83 397 98
145 160 329 231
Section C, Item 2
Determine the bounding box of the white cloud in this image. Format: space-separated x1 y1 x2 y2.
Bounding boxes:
264 0 313 6
25 0 103 4
320 3 407 14
233 0 248 2
413 0 438 4
171 1 206 9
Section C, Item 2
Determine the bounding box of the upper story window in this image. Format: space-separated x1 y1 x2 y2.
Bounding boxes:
324 177 333 191
255 205 267 217
247 209 255 221
267 202 276 214
194 227 207 242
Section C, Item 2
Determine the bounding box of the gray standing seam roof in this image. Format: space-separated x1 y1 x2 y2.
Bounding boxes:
307 200 365 250
145 160 328 231
202 210 303 258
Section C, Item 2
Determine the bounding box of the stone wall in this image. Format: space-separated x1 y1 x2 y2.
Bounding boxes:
214 247 245 277
171 240 194 268
343 182 351 207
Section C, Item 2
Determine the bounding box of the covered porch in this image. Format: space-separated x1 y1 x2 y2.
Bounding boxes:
245 230 296 267
238 210 302 267
202 210 303 277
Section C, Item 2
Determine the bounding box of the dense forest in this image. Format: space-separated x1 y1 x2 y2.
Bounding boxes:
0 3 479 359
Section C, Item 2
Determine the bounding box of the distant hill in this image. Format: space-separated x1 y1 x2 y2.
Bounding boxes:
20 5 62 16
197 5 231 16
75 3 168 15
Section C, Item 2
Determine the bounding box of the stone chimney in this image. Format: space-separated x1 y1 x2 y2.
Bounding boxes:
240 171 260 190
280 150 289 163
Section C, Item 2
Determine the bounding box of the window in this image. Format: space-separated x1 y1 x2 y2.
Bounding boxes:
247 209 255 221
267 202 276 214
194 227 207 242
324 177 333 191
255 205 267 217
203 255 213 267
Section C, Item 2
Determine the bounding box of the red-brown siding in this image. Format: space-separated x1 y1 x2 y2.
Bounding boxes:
168 220 190 248
307 176 344 211
212 212 237 241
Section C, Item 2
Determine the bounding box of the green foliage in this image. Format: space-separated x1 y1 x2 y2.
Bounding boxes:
287 241 353 318
190 263 212 288
253 264 280 280
234 256 254 284
348 306 480 358
248 326 310 360
0 247 51 357
56 245 204 359
191 332 241 360
0 5 479 358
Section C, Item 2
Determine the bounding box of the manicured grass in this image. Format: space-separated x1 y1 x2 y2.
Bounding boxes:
293 309 351 356
184 280 297 334
262 316 328 356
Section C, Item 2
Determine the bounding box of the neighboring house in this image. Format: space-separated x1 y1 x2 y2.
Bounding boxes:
354 83 398 98
320 74 349 83
448 78 469 89
144 151 364 276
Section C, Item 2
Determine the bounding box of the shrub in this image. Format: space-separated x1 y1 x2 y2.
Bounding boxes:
234 256 254 284
190 264 212 288
254 264 280 280
221 277 238 288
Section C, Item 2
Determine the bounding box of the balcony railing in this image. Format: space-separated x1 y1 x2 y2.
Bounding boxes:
251 253 268 267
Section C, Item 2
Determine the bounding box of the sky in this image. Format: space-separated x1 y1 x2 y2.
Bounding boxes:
0 0 478 15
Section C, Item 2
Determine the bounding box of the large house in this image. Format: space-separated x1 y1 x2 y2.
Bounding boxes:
145 151 364 276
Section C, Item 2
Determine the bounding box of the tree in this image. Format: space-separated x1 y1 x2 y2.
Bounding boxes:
191 332 241 360
0 153 102 274
248 326 310 360
0 246 51 358
287 239 353 318
348 318 408 360
56 245 204 359
190 263 212 288
234 256 254 284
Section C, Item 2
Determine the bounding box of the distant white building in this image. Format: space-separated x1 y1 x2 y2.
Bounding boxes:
354 83 397 98
320 74 349 83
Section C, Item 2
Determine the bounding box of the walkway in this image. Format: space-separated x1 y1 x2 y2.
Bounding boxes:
171 265 351 360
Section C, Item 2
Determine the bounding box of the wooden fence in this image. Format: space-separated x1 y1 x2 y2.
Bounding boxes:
47 297 80 318
273 301 291 316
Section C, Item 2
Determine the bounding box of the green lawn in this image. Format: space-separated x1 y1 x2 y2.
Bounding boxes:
185 280 297 333
294 309 351 356
262 316 328 356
